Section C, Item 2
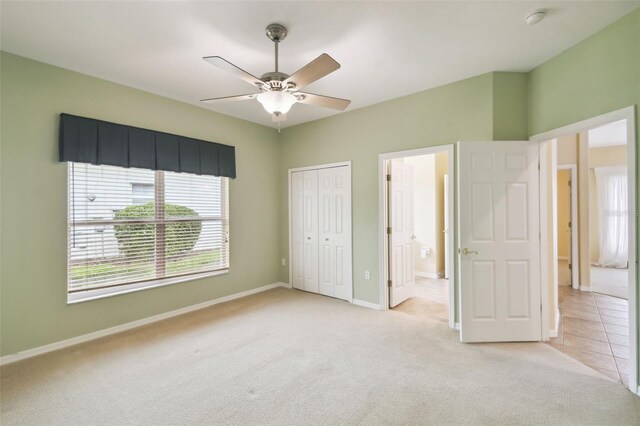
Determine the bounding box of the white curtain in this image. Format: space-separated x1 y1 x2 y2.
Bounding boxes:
594 166 628 268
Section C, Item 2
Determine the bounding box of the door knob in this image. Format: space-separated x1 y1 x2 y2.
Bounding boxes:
307 237 311 240
411 234 417 240
325 238 330 242
461 248 478 255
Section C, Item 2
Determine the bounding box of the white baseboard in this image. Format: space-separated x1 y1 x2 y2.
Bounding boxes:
0 282 290 366
352 299 382 310
415 271 444 279
579 285 592 292
279 281 293 289
549 308 560 338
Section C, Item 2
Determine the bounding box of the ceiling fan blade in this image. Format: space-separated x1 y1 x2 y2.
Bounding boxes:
272 113 287 123
200 94 258 104
295 92 351 111
203 56 265 89
283 53 340 90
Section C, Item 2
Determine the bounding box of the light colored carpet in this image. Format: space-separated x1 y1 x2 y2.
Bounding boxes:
1 288 639 425
591 266 628 299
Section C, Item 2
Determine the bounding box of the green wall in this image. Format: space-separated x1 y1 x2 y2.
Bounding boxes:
0 52 281 356
493 72 528 140
278 71 529 310
527 8 640 386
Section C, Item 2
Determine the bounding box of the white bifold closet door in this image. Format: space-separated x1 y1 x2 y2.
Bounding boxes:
291 171 306 290
291 165 352 302
303 170 319 293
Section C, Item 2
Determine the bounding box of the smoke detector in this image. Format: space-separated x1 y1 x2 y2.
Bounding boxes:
525 10 546 25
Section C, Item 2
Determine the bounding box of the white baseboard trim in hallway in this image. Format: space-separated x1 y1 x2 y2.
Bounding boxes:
352 299 382 310
0 282 290 366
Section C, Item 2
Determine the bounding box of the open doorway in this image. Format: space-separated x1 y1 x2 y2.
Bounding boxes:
378 145 455 328
535 107 637 392
588 120 629 299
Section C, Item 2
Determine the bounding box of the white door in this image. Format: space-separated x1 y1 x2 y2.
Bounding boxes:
458 141 541 342
389 160 416 307
444 174 450 279
291 171 305 290
318 166 352 301
318 168 334 297
303 170 319 293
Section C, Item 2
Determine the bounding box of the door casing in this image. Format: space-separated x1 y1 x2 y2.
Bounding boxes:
557 164 579 290
378 144 456 329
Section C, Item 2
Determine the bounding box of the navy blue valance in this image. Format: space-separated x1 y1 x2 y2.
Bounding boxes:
59 113 236 179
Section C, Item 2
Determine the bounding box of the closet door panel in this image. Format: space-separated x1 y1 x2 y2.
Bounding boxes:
291 171 305 290
303 170 319 293
332 166 352 301
318 168 334 296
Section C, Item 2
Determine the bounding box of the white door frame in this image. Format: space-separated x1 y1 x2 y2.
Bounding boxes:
557 164 579 289
530 105 637 395
288 161 353 301
378 144 456 329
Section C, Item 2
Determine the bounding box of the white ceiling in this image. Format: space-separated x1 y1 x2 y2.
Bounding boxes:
589 119 628 148
2 1 639 129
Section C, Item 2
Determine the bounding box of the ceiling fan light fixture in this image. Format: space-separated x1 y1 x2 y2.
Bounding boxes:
257 91 297 115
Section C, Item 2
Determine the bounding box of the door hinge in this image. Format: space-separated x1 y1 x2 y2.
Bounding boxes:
568 221 572 228
387 280 392 288
387 227 392 234
386 174 391 181
538 162 540 171
569 263 572 270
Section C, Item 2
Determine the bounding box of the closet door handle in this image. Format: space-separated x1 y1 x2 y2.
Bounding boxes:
307 237 311 240
325 238 330 242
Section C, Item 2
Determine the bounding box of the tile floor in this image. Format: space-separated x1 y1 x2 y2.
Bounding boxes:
548 285 629 385
396 273 629 387
393 277 449 323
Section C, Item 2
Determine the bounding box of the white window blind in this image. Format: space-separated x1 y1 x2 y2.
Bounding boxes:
68 162 229 297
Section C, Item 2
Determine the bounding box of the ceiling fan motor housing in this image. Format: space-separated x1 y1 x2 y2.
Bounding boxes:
260 71 290 90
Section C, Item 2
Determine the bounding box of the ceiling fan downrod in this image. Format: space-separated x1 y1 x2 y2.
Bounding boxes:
265 23 287 74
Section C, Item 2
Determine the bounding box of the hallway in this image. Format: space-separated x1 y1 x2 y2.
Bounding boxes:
549 286 629 385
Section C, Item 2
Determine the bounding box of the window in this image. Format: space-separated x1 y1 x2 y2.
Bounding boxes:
68 162 229 302
131 182 155 205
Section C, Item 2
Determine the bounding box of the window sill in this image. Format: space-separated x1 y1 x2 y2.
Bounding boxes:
67 269 229 304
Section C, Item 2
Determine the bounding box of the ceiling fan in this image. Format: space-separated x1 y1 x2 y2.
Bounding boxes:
201 23 350 123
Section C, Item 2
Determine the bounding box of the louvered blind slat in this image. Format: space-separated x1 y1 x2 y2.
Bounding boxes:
68 163 229 294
